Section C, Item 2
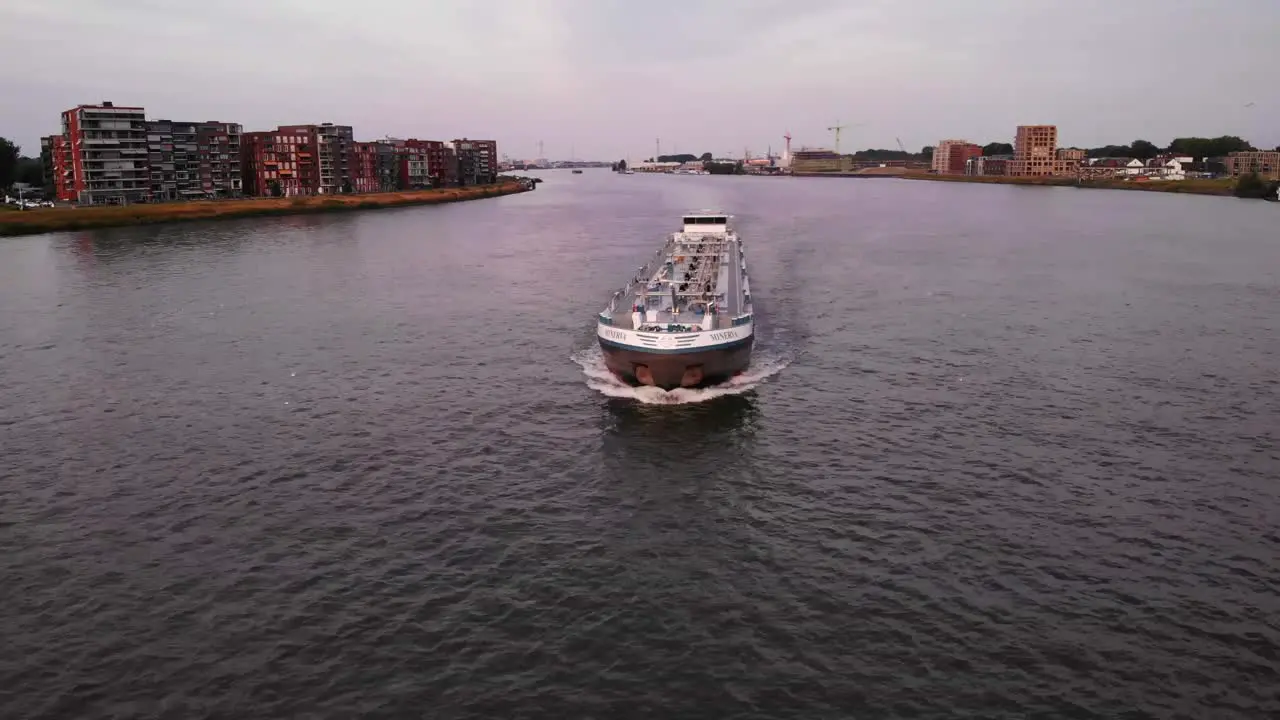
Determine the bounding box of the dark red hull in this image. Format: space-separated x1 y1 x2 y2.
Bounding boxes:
599 337 753 390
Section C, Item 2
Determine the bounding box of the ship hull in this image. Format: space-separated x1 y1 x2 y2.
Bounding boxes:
599 337 753 390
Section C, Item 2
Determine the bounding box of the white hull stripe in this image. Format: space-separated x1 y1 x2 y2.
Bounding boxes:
597 322 753 352
598 337 751 355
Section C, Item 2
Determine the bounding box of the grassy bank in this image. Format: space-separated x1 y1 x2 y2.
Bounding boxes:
0 182 530 238
899 171 1236 195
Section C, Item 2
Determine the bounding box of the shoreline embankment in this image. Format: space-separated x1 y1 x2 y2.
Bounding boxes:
0 181 532 238
791 169 1238 196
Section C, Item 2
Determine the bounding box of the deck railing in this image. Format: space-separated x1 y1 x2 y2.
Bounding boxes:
602 235 745 330
606 244 670 314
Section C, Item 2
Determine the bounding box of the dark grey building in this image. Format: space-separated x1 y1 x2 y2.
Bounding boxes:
147 119 243 200
316 123 354 194
375 140 402 192
196 122 242 198
146 120 201 201
450 138 498 186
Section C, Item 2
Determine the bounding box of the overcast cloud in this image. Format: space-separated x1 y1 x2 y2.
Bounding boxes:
1 0 1276 159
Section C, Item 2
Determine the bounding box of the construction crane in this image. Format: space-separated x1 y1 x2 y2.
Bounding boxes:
896 137 906 154
828 119 847 155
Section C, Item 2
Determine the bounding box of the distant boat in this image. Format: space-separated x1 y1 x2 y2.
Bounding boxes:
572 169 583 174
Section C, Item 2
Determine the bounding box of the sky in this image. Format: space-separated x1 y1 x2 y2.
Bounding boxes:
1 0 1276 160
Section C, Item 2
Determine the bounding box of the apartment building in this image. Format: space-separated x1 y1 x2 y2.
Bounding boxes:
42 103 499 201
56 102 151 204
146 119 201 201
1010 125 1055 176
196 122 243 197
41 134 70 197
316 123 354 193
1009 125 1079 177
351 142 378 193
944 141 982 175
966 154 1011 177
374 140 401 192
932 139 980 174
451 138 498 185
1056 147 1086 163
398 139 449 189
242 125 320 197
1224 151 1280 180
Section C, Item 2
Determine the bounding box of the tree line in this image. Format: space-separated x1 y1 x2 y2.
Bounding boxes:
1082 136 1255 161
0 137 46 191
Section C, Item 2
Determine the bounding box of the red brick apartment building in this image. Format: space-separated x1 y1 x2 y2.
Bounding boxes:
399 139 450 189
243 125 388 196
242 125 321 196
351 142 379 193
44 135 72 200
948 143 983 174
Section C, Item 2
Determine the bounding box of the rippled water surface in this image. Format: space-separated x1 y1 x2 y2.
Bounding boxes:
2 173 1278 719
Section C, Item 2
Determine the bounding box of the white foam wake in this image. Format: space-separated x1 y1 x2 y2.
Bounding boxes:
572 347 789 405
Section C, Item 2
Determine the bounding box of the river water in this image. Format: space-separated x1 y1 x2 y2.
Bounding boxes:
2 172 1278 719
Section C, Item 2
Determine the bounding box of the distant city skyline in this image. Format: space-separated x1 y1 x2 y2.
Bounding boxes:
2 0 1277 157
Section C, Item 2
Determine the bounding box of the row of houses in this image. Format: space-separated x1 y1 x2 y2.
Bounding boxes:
968 150 1278 181
1075 156 1217 181
40 102 499 206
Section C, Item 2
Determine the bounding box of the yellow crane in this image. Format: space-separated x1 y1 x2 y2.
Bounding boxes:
828 119 847 155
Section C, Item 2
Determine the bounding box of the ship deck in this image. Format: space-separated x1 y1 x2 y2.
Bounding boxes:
602 229 750 332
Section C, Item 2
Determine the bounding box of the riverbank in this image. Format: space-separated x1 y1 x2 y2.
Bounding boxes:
0 181 531 238
792 168 1237 196
899 171 1237 196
